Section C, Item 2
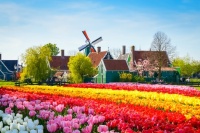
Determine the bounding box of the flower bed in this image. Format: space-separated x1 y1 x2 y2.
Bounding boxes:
1 84 200 132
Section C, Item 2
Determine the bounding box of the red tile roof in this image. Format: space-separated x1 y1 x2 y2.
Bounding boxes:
88 51 107 68
50 56 70 70
103 60 129 71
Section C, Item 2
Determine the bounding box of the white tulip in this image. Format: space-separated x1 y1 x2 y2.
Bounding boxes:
27 121 35 130
0 110 4 116
30 130 37 133
5 126 9 130
16 118 23 124
27 119 33 123
10 123 18 130
0 121 3 130
38 129 43 133
3 117 8 124
7 114 13 121
23 117 29 122
11 113 15 117
18 124 25 131
16 113 23 119
19 131 28 133
36 125 43 130
1 127 7 133
23 122 27 126
33 120 39 126
6 118 12 125
11 129 18 133
13 120 17 124
5 130 12 133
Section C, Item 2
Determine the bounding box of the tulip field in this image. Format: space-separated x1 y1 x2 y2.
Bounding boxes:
1 83 200 133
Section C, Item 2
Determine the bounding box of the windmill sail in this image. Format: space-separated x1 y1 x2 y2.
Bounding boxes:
91 37 103 45
82 31 90 41
78 44 89 51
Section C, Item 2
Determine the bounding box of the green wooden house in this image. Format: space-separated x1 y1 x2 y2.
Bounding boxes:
118 45 179 82
95 59 129 83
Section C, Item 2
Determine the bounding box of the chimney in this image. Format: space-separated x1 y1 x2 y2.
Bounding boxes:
122 45 126 55
97 47 101 53
61 49 64 57
131 45 135 62
0 53 1 60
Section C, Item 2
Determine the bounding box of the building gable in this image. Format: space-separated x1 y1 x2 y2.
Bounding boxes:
88 51 109 68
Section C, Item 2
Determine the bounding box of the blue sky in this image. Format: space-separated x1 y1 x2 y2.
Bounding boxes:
0 0 200 61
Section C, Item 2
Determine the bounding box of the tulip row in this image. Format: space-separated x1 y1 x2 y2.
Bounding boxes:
65 83 200 97
6 85 200 120
1 86 200 132
0 90 114 133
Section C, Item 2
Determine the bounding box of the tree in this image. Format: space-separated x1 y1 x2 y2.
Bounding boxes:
150 31 176 80
110 48 121 59
68 53 97 83
172 55 200 77
43 43 59 56
21 45 51 82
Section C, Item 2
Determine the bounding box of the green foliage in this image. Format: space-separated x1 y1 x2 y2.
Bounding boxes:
190 78 200 82
172 55 200 77
119 72 145 82
133 75 145 82
68 53 97 83
21 45 52 82
43 43 59 56
119 72 132 82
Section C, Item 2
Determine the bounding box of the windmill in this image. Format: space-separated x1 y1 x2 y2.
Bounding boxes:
78 30 103 56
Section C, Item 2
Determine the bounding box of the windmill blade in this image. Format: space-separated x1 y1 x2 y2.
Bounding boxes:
78 44 89 51
91 37 103 46
90 45 96 52
82 31 90 41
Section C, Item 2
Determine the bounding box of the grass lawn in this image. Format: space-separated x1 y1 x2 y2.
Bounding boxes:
194 86 200 90
0 81 15 86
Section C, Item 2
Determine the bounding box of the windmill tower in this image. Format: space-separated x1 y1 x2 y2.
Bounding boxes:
78 30 103 56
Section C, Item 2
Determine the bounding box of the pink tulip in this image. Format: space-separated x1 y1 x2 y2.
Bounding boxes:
55 104 65 113
71 119 80 129
29 110 36 117
35 100 41 104
27 105 35 111
82 124 93 133
97 125 109 132
5 107 12 114
47 123 58 133
9 102 14 108
88 108 94 115
67 109 73 114
98 115 105 123
2 101 8 106
35 104 42 110
63 126 72 133
64 114 72 121
39 110 51 120
60 120 71 128
53 102 57 106
16 102 25 110
72 130 81 133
